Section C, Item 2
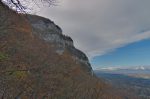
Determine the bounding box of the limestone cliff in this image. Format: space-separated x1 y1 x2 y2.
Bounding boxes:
27 15 92 73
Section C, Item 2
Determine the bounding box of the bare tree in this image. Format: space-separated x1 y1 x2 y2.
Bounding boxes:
0 0 57 31
0 0 56 12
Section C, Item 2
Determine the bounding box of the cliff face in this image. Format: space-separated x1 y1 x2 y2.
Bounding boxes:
27 15 92 73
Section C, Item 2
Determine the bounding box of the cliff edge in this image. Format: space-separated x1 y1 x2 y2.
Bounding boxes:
27 15 92 74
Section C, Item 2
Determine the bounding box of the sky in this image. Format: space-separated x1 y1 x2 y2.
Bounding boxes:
34 0 150 69
91 39 150 69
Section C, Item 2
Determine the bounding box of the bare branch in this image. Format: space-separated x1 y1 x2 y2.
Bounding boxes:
0 0 57 12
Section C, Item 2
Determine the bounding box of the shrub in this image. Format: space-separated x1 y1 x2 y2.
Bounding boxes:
0 52 9 61
12 71 28 79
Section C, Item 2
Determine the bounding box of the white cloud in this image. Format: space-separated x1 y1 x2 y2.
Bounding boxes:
36 0 150 59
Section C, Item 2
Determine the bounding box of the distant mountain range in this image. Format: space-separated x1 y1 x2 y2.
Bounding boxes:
95 66 150 78
97 66 150 71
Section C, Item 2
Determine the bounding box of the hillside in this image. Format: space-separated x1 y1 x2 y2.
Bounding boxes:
0 3 138 99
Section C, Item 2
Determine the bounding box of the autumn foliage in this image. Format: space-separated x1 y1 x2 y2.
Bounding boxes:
0 3 139 99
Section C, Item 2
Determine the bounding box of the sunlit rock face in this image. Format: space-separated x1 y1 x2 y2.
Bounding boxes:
27 15 92 73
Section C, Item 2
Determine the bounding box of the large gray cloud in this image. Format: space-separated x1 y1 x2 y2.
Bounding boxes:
35 0 150 58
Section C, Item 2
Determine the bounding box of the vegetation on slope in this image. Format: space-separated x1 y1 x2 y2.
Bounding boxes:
0 3 138 99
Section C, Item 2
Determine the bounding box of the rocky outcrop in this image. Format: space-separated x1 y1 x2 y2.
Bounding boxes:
27 15 92 73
